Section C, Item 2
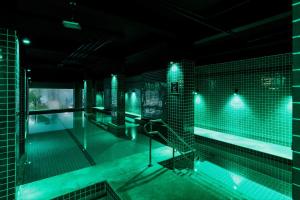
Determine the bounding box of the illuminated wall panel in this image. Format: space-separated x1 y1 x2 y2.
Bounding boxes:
195 54 292 147
125 90 141 115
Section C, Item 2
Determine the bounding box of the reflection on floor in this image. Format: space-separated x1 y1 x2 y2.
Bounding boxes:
193 161 291 200
25 112 162 183
17 146 241 200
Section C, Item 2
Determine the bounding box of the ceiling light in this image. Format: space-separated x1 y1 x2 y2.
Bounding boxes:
22 38 31 45
62 20 81 30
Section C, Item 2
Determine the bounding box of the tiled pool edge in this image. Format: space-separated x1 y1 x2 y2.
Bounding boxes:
16 146 174 200
52 181 120 200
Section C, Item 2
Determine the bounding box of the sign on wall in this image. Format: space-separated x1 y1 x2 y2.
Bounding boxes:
170 82 179 94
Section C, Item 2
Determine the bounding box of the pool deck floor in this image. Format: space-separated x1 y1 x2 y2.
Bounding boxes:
17 145 250 200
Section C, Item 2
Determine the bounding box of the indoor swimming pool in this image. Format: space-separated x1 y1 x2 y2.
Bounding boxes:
24 111 162 184
19 110 292 200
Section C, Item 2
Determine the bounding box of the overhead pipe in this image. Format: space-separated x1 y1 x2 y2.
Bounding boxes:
193 12 291 46
160 0 229 34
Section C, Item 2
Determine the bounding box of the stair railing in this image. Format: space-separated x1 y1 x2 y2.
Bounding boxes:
144 119 198 170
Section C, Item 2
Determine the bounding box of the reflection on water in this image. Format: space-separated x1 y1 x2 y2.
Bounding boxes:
29 112 73 134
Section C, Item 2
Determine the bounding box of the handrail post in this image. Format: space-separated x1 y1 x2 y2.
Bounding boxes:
172 147 175 170
148 122 153 167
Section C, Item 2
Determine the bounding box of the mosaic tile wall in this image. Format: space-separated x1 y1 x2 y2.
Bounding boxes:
167 61 195 154
111 75 125 126
0 28 17 200
292 1 300 198
125 76 143 116
195 53 292 147
125 89 141 115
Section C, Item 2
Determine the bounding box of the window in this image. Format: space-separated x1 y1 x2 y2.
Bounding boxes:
29 88 74 111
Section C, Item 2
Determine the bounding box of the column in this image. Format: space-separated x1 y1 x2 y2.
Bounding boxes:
167 60 195 168
293 1 300 199
19 68 26 157
111 74 125 126
85 80 95 113
74 81 82 109
0 28 17 200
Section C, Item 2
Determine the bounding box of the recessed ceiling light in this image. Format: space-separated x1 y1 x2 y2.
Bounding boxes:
62 20 81 30
22 38 31 45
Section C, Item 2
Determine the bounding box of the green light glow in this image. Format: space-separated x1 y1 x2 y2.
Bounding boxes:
22 38 31 45
195 95 201 104
287 96 292 112
292 1 300 6
125 90 141 115
293 18 300 23
96 92 104 107
230 95 244 109
171 63 179 72
293 35 300 39
195 161 290 200
292 51 300 55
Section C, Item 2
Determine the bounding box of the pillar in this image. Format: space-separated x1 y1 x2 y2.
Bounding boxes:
19 68 26 158
111 74 125 126
167 60 195 168
84 80 95 113
103 78 112 110
74 81 82 109
0 29 18 199
293 1 300 199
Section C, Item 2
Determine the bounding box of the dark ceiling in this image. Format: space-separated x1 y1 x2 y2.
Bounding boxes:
2 0 291 82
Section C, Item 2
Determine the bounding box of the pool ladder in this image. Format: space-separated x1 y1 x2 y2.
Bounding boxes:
144 119 200 170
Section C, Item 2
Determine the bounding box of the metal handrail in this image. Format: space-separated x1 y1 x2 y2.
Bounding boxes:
151 119 195 152
144 119 198 168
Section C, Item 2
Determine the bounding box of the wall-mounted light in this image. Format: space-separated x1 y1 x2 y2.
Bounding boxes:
193 91 198 95
22 38 31 45
234 89 239 96
170 62 178 72
27 69 31 72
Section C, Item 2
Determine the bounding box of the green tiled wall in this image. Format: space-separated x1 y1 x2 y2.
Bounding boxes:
96 91 104 108
125 89 141 115
85 80 95 113
167 61 195 153
0 29 17 200
293 1 300 198
195 54 292 147
111 75 125 126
